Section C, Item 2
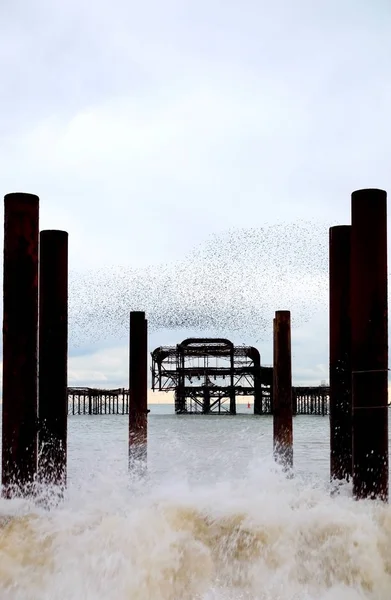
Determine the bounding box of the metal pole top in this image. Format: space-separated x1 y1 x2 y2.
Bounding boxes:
4 192 39 204
329 224 351 233
352 189 387 203
40 230 69 238
130 311 146 319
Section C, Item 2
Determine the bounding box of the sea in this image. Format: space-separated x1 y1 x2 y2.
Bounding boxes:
1 404 391 600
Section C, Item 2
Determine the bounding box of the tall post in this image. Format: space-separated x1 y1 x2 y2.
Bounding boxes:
252 348 262 415
176 346 186 413
273 311 293 468
272 318 276 414
2 192 39 497
351 189 388 501
38 230 68 488
329 225 352 482
229 345 236 415
129 311 148 465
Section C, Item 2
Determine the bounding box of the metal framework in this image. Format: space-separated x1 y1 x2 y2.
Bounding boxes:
151 338 273 414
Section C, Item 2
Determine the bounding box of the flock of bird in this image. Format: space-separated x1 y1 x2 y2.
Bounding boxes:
68 220 332 349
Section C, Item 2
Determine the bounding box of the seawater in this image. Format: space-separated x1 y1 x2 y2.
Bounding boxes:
0 404 390 599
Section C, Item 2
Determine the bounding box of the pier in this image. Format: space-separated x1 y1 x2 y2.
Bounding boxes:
151 337 330 415
67 383 331 416
67 388 128 415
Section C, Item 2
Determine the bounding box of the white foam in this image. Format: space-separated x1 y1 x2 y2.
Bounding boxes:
0 451 390 600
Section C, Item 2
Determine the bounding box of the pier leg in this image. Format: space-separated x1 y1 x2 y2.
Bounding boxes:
253 349 262 415
329 226 352 482
229 347 236 414
292 390 297 416
203 388 211 413
253 378 262 415
351 189 388 501
129 311 148 468
2 193 39 497
38 230 68 488
273 311 293 469
229 389 236 414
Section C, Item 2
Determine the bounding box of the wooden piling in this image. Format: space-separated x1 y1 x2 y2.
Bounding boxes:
329 225 352 482
2 193 39 497
273 311 293 468
38 230 68 487
129 311 148 464
351 189 388 501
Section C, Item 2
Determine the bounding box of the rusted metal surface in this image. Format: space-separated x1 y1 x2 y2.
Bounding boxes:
151 338 272 414
129 311 148 463
351 189 388 501
2 192 39 497
273 311 293 468
272 318 276 415
329 225 352 482
38 230 68 488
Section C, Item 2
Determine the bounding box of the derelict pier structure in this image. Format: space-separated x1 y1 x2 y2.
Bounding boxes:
151 338 273 414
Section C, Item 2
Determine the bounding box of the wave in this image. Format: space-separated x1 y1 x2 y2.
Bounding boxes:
0 458 390 600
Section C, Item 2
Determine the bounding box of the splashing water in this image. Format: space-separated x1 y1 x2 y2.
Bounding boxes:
0 414 390 599
1 464 391 598
0 470 389 599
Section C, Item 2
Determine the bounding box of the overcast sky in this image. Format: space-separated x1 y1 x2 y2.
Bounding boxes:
1 0 391 393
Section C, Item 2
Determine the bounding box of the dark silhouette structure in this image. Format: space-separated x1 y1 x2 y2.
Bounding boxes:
329 225 352 482
351 189 388 501
66 385 331 415
2 193 39 497
38 230 69 488
273 311 293 468
128 311 148 463
151 338 272 414
67 387 128 414
151 337 329 415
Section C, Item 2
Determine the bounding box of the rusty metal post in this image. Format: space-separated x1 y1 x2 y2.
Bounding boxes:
129 311 148 465
252 348 262 415
273 311 293 468
38 230 68 488
329 225 352 482
229 345 236 414
271 318 276 414
351 189 388 501
2 193 39 497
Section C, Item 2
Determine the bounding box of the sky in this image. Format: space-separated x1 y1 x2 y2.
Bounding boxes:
1 0 391 396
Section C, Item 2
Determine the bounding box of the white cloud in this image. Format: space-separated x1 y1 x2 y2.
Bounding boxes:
68 345 129 387
1 0 391 386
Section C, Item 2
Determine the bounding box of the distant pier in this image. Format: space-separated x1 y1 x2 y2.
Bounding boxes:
67 385 331 415
68 387 128 415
